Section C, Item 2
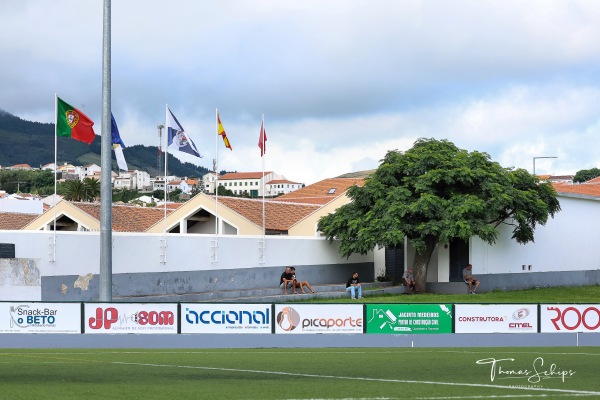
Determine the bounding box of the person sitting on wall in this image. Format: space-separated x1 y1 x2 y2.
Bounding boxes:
402 268 419 294
290 267 316 294
280 266 297 295
463 263 480 294
345 272 362 299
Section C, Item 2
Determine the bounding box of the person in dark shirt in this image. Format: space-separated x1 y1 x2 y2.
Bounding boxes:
346 272 362 299
280 267 296 294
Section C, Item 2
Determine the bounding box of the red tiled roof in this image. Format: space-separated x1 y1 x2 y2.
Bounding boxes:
0 212 39 230
585 176 600 184
220 172 271 180
276 177 364 205
215 196 320 232
71 203 175 232
553 183 600 198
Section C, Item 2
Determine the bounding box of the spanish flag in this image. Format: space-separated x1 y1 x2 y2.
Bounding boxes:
217 112 232 151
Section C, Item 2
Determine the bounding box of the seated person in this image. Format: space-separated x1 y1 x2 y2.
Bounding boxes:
402 268 418 293
345 272 362 299
462 263 480 294
279 267 296 294
289 267 316 294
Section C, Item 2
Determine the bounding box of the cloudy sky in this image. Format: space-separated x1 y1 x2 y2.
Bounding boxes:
2 1 600 185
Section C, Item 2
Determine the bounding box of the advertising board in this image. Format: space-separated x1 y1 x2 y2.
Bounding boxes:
0 302 81 334
455 304 538 333
274 304 363 334
540 304 600 333
181 303 271 334
84 303 177 334
365 304 452 334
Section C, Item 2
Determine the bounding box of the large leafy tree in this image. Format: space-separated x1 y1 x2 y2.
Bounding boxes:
573 168 600 183
317 138 561 291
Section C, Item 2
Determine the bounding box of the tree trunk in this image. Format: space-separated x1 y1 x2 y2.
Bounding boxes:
412 236 438 293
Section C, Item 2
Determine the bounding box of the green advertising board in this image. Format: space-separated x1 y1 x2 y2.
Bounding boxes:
366 304 453 334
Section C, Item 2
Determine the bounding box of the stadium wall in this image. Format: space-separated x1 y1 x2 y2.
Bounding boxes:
0 231 374 302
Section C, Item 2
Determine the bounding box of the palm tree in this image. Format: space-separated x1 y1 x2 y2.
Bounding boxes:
63 179 86 201
82 177 101 202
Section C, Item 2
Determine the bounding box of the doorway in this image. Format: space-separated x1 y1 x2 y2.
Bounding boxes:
449 238 469 282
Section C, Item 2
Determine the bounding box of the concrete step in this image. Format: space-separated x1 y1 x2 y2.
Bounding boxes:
114 282 400 303
216 285 406 303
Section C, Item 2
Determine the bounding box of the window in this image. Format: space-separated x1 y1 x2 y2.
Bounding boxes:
328 188 336 194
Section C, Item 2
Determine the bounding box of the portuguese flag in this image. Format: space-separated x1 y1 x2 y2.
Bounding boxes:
56 97 96 144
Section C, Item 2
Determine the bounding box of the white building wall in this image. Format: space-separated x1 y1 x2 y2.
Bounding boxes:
470 195 600 275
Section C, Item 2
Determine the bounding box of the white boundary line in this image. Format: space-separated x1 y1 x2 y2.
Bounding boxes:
110 360 600 397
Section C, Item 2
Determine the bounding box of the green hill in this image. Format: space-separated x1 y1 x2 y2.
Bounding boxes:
0 109 210 178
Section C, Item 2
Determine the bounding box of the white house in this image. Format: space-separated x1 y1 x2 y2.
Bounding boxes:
265 179 303 196
202 172 220 193
218 171 302 197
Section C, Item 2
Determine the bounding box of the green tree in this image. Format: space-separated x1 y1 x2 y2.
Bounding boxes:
82 177 101 201
317 138 561 291
573 168 600 183
63 179 86 201
152 189 164 200
217 185 234 196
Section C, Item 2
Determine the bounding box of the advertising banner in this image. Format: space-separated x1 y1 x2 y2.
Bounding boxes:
274 304 363 334
84 303 177 334
365 304 453 334
181 303 271 334
455 304 538 333
541 304 600 333
0 302 81 334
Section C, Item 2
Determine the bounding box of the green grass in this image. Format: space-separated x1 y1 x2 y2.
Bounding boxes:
297 285 600 304
1 347 599 399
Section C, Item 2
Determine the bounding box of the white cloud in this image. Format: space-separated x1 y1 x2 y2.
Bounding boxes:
1 1 600 184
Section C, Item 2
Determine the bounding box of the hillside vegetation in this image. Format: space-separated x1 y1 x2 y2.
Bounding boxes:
0 109 210 178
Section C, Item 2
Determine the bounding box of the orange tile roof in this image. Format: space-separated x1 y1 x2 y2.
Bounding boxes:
0 212 40 230
553 183 600 198
585 176 600 184
71 203 175 232
215 196 320 232
220 172 271 180
276 177 364 205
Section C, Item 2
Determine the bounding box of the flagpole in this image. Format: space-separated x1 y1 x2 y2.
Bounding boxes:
163 105 168 263
215 108 219 237
261 114 266 237
52 93 57 262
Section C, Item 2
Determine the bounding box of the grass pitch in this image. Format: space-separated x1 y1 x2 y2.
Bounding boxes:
1 347 599 399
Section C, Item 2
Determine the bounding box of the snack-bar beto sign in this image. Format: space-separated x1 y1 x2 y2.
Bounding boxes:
455 304 538 333
541 304 600 333
84 303 177 334
274 304 363 334
0 302 81 334
181 303 271 334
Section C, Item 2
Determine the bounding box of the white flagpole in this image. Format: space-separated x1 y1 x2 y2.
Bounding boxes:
261 114 266 237
52 94 57 262
215 108 219 237
163 104 169 263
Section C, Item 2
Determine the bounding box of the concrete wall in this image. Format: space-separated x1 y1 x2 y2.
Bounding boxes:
0 230 373 302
